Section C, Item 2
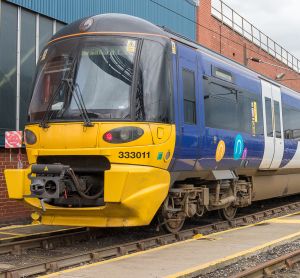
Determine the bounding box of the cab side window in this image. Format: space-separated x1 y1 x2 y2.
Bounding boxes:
182 69 196 124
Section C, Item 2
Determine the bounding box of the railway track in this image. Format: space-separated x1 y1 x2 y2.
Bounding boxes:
1 200 300 278
231 248 300 278
0 227 89 256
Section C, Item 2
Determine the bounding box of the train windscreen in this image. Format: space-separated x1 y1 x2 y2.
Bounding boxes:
28 36 172 124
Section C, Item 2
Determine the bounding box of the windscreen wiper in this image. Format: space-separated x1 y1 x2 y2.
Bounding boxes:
39 56 77 128
63 78 94 127
39 54 93 128
39 79 67 128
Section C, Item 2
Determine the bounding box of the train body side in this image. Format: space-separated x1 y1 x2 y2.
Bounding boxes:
170 41 300 200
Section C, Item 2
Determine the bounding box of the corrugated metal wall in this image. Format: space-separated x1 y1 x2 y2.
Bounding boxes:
0 1 65 146
7 0 196 39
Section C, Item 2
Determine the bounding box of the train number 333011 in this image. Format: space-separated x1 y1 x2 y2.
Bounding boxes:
118 151 150 159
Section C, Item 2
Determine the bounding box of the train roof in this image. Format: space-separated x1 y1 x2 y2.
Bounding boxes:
51 13 167 41
51 13 299 97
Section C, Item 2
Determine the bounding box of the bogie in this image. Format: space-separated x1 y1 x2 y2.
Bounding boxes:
159 178 252 232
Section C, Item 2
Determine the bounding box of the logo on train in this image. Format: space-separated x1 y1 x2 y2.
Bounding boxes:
234 134 244 160
215 140 226 162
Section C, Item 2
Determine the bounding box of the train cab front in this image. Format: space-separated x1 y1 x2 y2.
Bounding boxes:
4 16 176 227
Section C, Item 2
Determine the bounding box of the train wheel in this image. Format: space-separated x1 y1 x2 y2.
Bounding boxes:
163 218 185 233
158 213 185 233
218 205 237 221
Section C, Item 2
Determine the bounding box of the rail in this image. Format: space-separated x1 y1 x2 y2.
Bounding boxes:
211 0 300 73
231 249 300 278
1 201 300 277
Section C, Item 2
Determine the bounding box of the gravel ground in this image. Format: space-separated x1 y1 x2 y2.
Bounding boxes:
271 267 300 278
197 238 300 278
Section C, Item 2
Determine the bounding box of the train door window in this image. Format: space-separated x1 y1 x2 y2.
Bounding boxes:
265 97 273 137
238 90 263 136
182 69 196 124
274 101 281 138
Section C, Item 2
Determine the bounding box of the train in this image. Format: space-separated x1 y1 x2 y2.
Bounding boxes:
5 13 300 233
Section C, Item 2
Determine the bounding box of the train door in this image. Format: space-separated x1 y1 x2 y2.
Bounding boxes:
177 44 200 158
260 79 284 169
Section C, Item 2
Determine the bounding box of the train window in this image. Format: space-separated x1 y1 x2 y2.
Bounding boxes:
274 101 282 138
265 97 273 137
136 39 172 123
182 69 196 124
204 81 239 131
204 78 263 135
283 104 300 140
210 83 237 101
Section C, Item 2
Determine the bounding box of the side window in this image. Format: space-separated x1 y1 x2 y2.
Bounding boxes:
210 83 237 101
265 97 273 137
183 69 196 124
274 101 281 138
204 82 239 130
204 78 263 135
283 104 300 140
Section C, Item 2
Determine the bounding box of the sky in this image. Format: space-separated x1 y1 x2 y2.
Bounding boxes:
222 0 300 59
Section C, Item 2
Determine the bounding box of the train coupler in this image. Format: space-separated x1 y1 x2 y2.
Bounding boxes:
28 164 71 199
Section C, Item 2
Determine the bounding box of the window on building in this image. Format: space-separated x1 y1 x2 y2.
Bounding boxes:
183 69 196 124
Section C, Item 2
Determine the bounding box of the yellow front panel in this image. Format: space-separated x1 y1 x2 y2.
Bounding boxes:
5 121 176 227
4 168 31 199
39 123 99 149
25 122 176 170
22 165 170 227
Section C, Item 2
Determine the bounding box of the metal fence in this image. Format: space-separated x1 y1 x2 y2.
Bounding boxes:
211 0 300 72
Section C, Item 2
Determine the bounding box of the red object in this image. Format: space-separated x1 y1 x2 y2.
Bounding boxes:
5 131 23 148
104 132 113 142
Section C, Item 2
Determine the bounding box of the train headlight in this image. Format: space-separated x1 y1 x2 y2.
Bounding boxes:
103 127 144 143
24 129 37 145
120 129 130 141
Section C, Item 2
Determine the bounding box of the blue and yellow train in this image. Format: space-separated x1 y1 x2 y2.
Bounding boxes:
5 14 300 232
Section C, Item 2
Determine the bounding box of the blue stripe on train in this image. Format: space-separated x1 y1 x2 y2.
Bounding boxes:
171 127 264 171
